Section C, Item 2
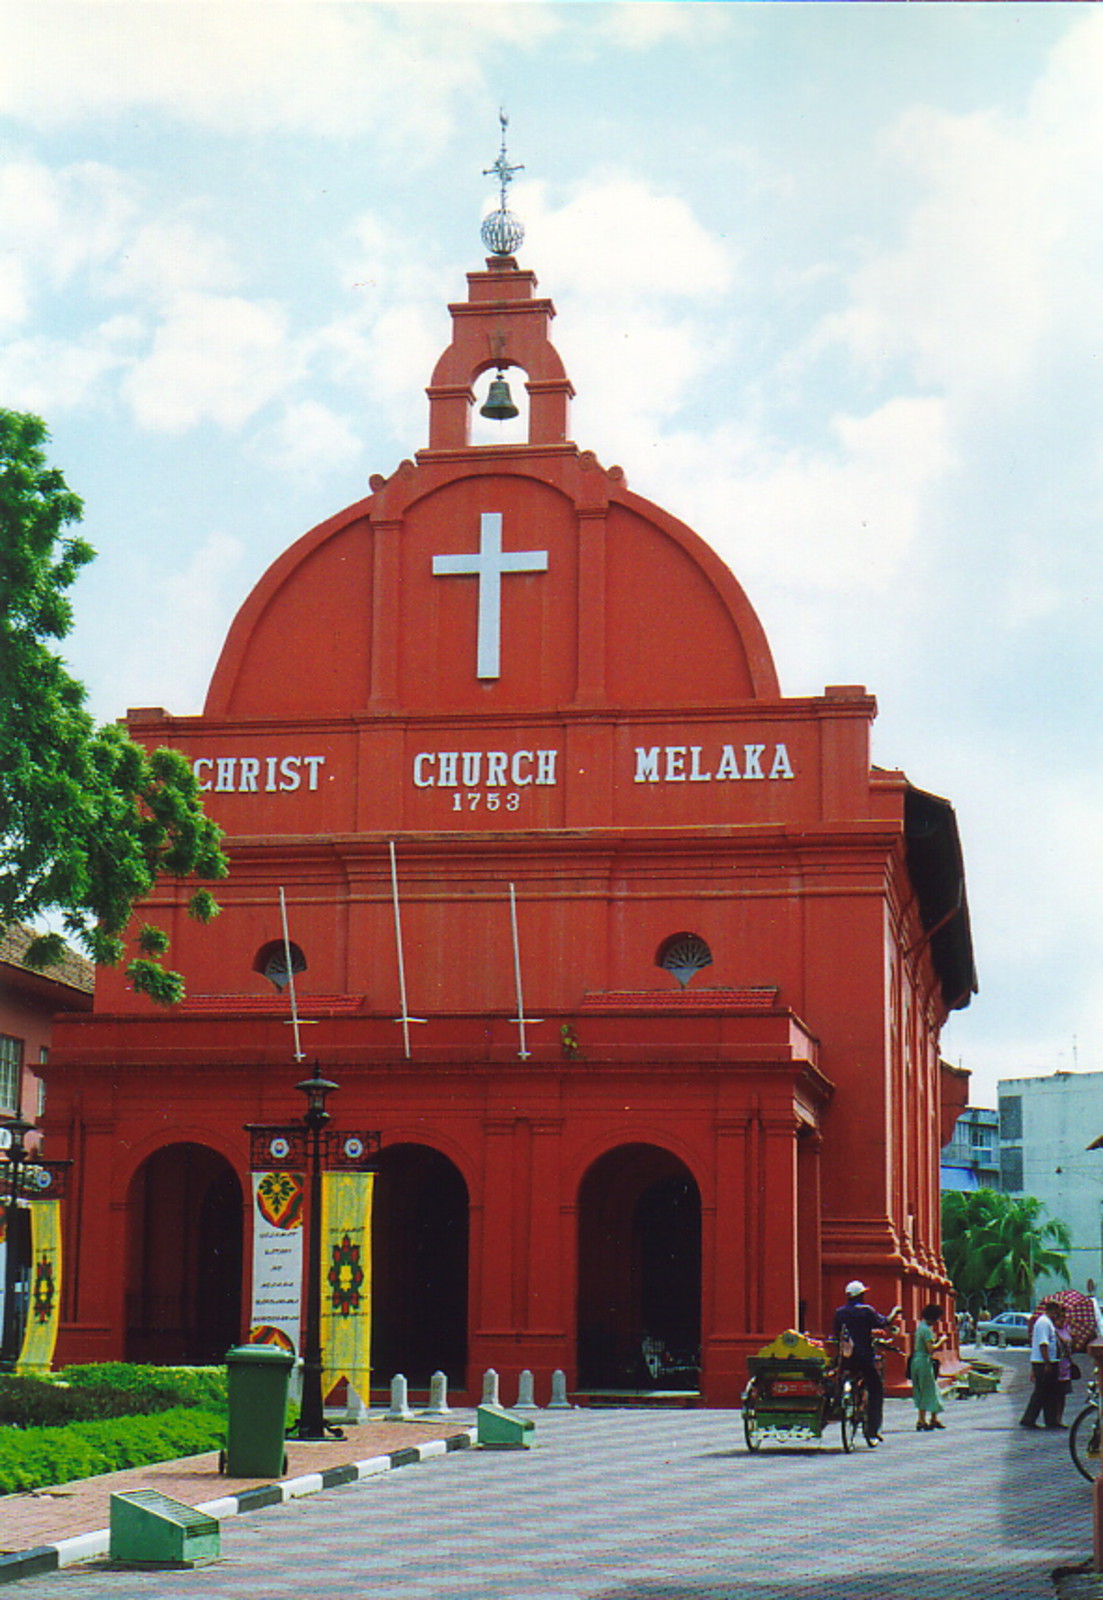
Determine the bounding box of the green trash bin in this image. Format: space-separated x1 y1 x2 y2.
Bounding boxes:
223 1344 294 1478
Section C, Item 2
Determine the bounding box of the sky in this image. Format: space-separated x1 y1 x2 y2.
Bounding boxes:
2 1 1101 1109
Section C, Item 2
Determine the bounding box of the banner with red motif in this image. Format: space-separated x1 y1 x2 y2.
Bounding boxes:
249 1170 305 1355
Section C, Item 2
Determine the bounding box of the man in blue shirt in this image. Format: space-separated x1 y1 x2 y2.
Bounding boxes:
833 1279 902 1446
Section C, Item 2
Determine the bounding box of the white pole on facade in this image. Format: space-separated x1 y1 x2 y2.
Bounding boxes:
389 840 425 1057
279 885 306 1062
508 881 542 1060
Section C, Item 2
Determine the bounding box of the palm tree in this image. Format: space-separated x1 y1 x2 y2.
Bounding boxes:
941 1188 1071 1312
986 1193 1071 1308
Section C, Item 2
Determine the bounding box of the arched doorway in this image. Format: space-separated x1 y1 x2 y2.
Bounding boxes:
371 1144 468 1389
577 1143 701 1391
126 1143 243 1364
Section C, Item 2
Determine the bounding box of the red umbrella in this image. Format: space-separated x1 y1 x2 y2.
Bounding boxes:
1032 1290 1100 1353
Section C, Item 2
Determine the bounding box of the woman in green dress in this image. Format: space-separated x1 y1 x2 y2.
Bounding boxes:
911 1302 946 1431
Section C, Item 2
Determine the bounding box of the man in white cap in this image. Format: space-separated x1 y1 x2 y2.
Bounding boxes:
833 1280 902 1446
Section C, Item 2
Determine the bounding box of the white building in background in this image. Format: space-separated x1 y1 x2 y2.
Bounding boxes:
941 1106 1001 1192
998 1071 1103 1298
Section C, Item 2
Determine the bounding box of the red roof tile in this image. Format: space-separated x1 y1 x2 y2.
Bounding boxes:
580 987 779 1011
176 994 363 1015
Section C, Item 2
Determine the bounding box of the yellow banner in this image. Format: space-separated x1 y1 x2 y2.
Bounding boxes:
17 1199 61 1375
320 1170 373 1398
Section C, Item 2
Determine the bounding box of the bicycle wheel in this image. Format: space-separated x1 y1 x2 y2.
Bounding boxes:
1070 1406 1102 1483
854 1382 874 1446
743 1399 762 1452
840 1381 859 1453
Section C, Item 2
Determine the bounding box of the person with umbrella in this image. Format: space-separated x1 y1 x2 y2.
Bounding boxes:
1039 1289 1099 1353
1053 1301 1075 1426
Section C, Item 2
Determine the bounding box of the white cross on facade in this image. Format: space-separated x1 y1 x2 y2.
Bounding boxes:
432 512 548 679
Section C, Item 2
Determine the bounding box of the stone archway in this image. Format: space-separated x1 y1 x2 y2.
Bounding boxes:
371 1143 469 1389
125 1143 243 1364
577 1143 701 1391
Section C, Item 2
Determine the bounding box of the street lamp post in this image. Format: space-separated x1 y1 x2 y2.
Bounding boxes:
294 1066 340 1442
0 1115 33 1373
247 1065 378 1444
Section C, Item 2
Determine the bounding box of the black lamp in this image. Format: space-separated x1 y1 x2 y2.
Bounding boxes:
0 1114 33 1372
293 1066 342 1441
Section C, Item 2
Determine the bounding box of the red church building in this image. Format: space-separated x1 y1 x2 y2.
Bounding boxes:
45 233 975 1406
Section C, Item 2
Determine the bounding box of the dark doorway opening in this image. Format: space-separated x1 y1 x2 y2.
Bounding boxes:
577 1143 701 1390
371 1143 468 1389
126 1143 243 1364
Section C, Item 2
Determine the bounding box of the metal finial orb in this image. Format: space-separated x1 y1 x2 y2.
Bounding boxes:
481 110 524 258
481 208 525 258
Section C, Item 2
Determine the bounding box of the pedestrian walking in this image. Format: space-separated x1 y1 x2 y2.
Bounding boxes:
910 1302 946 1432
1053 1302 1075 1425
1020 1298 1061 1430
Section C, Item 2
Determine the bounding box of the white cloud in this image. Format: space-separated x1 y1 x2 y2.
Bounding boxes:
812 12 1103 407
108 530 248 718
484 175 741 475
0 158 138 326
106 216 242 306
252 398 362 481
0 4 561 145
122 291 297 432
733 398 949 590
941 752 1103 1098
0 258 29 330
0 318 141 414
600 1 735 51
583 393 953 598
520 177 735 302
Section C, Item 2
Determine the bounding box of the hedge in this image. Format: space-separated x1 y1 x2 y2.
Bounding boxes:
57 1364 227 1409
0 1366 227 1429
0 1406 227 1495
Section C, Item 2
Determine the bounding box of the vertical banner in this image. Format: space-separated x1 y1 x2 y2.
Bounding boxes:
17 1199 61 1375
249 1171 305 1354
320 1169 374 1398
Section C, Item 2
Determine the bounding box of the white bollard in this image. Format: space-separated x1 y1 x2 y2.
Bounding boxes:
326 1376 369 1427
481 1368 501 1407
385 1374 413 1421
548 1368 572 1409
515 1369 538 1411
342 1381 370 1423
421 1370 452 1417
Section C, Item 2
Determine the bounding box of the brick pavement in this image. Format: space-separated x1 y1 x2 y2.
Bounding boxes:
0 1420 473 1578
0 1351 1093 1599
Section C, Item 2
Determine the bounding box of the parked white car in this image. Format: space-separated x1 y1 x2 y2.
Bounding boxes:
976 1311 1031 1347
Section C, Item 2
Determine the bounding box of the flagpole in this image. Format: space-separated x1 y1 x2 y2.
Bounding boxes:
279 886 305 1063
389 841 425 1057
509 881 543 1061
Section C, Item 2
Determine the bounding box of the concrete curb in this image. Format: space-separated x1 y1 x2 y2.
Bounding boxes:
0 1429 476 1586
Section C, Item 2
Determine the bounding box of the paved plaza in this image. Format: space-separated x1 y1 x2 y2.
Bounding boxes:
0 1352 1093 1599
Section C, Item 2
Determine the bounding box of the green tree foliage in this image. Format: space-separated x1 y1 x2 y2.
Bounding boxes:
0 410 227 1002
942 1187 1071 1311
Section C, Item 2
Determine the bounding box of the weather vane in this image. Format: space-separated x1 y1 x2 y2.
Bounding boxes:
480 109 525 258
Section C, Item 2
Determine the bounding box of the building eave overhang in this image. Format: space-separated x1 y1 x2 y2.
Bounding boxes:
904 785 978 1012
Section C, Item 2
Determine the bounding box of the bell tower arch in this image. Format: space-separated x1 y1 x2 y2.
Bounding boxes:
425 256 576 451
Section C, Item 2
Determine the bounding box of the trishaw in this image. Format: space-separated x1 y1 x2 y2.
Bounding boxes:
741 1329 871 1453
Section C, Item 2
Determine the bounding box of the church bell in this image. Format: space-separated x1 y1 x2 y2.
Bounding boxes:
480 370 519 421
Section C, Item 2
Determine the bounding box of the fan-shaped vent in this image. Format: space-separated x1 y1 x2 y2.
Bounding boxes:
658 934 713 989
255 941 307 992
